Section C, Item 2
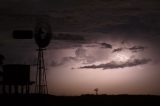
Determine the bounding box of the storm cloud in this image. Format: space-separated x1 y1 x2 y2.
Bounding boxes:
99 43 112 49
53 33 85 41
80 58 152 70
112 48 123 53
112 46 146 53
50 56 78 67
129 46 146 52
75 47 86 58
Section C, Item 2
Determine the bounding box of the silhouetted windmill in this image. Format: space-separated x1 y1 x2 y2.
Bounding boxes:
94 88 99 95
34 21 52 94
11 17 52 94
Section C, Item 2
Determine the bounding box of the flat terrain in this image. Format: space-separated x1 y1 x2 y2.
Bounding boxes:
0 94 160 106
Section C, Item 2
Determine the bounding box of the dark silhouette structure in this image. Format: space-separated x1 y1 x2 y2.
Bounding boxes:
0 55 4 64
34 21 52 94
94 88 99 95
13 30 33 39
0 54 5 77
35 48 48 94
0 64 34 94
11 19 51 94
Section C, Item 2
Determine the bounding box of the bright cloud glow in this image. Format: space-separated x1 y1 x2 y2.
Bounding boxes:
111 50 132 62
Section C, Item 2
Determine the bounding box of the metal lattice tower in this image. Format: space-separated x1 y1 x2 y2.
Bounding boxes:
35 48 48 94
34 20 52 94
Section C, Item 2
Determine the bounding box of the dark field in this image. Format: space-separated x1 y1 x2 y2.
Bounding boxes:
0 94 160 106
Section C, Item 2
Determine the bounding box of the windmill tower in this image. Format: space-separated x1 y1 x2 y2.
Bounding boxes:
34 22 52 94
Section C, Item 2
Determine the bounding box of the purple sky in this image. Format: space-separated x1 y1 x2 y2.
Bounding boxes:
0 0 160 95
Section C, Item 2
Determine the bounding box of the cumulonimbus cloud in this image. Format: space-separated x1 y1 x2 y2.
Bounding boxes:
53 33 85 41
75 47 86 58
112 46 146 53
99 43 112 49
112 48 123 53
129 46 145 52
50 56 78 66
80 58 152 70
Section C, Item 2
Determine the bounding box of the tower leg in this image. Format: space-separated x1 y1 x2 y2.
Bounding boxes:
35 48 48 94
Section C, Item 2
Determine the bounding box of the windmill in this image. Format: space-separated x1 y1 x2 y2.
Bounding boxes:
34 21 52 94
94 88 99 95
11 17 52 94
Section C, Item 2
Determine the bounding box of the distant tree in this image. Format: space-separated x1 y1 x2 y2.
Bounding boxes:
94 88 99 95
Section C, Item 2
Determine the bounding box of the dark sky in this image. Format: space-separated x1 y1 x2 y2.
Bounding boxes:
1 0 160 95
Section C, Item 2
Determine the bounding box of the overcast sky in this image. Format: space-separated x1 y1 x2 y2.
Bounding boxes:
1 0 160 95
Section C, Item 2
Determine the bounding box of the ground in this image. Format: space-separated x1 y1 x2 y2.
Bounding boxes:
0 94 159 106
